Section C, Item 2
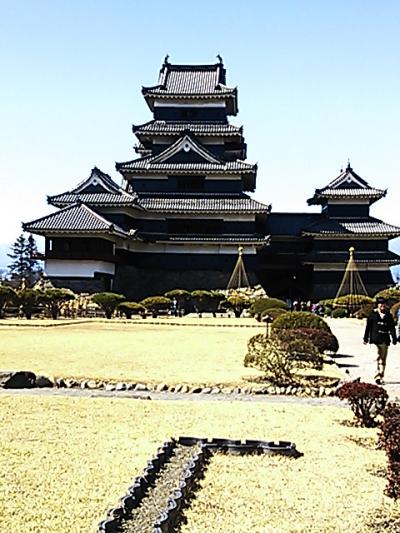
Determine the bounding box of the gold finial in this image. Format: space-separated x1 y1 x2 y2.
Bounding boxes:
238 245 243 256
349 246 355 257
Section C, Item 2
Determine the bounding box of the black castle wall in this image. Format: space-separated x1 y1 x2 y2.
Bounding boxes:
113 263 258 300
154 107 227 121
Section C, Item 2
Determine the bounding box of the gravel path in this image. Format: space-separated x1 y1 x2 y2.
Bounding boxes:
121 444 201 533
327 318 400 400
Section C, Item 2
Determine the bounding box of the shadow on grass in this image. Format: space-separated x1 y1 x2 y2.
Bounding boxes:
366 506 400 532
366 464 387 478
336 362 359 369
346 434 378 451
331 353 355 359
330 353 360 369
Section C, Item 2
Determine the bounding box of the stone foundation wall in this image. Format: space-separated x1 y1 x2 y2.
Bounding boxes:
49 276 109 293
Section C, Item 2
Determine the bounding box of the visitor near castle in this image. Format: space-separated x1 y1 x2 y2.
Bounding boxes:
363 298 397 384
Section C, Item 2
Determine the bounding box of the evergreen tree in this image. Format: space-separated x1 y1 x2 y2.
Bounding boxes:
7 233 41 285
26 234 41 282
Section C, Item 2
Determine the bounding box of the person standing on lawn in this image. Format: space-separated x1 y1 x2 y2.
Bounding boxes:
363 297 397 384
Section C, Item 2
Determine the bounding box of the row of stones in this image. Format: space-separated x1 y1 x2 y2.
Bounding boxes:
54 378 338 397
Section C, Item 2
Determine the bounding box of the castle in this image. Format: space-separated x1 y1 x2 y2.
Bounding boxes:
24 58 400 300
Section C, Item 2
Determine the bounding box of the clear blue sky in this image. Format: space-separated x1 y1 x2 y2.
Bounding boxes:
1 0 399 276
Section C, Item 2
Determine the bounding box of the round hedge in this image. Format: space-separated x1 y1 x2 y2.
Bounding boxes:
260 307 288 321
140 296 172 309
332 294 373 309
249 298 289 318
291 327 339 353
331 308 348 319
164 289 191 300
271 311 331 333
374 288 400 303
391 301 400 322
353 303 374 320
117 302 146 318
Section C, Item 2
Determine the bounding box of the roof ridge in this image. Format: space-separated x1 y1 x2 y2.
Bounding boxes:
149 133 224 165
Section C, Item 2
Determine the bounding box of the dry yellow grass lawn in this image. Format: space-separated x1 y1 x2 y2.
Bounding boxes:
0 320 264 385
0 320 340 387
0 394 399 532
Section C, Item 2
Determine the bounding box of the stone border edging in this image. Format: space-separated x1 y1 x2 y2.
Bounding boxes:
62 378 339 398
0 371 340 398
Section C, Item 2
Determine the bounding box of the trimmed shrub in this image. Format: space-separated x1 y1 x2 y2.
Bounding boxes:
319 298 334 307
244 330 323 384
293 327 339 353
117 302 146 319
164 289 191 302
91 292 126 319
40 288 75 319
381 402 400 499
332 294 373 310
331 307 348 319
140 296 172 317
353 303 374 320
391 302 400 323
374 288 400 306
225 293 251 318
0 286 16 319
271 311 331 333
15 288 42 319
249 298 289 321
260 307 288 321
337 381 388 427
191 290 225 315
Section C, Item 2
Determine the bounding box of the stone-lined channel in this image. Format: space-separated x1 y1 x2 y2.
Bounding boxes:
121 444 202 532
99 437 301 532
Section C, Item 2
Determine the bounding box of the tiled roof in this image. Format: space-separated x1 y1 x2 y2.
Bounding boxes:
139 232 267 244
119 127 256 178
308 164 386 205
142 59 238 114
138 196 269 214
302 217 400 237
134 143 152 156
144 61 234 95
314 188 385 198
48 192 137 208
116 157 256 174
137 191 244 197
23 203 128 237
72 167 122 194
303 250 400 265
48 166 137 207
133 120 242 137
323 165 369 189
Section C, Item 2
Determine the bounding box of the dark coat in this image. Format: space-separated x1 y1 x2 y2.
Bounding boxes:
364 309 397 346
